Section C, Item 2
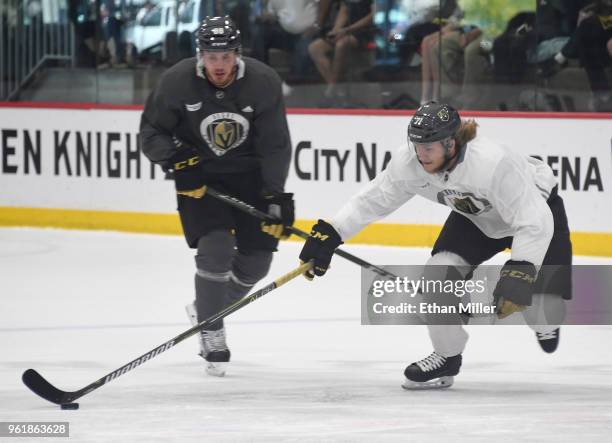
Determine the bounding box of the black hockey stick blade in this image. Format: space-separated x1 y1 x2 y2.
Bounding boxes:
22 369 81 405
22 261 313 407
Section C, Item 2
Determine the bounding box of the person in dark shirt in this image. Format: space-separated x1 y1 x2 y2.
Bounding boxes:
140 16 294 377
308 0 374 104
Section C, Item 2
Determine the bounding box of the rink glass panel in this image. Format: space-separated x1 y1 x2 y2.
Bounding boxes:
2 1 609 112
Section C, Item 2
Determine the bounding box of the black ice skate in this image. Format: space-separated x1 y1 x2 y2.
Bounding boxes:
402 352 462 390
535 328 560 354
186 303 231 377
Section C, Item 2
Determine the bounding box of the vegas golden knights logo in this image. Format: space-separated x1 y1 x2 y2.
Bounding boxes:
201 112 250 156
437 190 492 215
451 197 479 214
437 107 450 121
212 121 238 150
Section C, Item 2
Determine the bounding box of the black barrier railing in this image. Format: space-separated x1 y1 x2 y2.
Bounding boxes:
1 0 74 101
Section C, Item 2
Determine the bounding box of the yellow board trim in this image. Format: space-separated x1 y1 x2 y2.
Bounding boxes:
0 207 183 236
1 207 611 257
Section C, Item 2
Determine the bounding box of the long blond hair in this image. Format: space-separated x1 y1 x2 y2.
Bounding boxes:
454 119 478 147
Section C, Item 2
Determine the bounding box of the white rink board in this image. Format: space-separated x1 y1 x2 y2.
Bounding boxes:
0 107 610 233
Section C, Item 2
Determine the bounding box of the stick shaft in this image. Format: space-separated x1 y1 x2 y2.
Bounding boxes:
205 187 398 279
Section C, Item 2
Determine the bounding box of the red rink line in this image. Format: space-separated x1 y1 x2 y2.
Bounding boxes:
0 101 611 119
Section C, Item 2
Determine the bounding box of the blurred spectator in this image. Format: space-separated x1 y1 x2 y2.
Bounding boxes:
534 1 588 75
422 25 484 106
389 0 460 68
541 0 612 111
250 0 319 94
68 0 98 67
136 0 155 23
418 2 482 104
527 0 590 72
492 12 537 85
494 1 587 83
125 0 155 65
100 0 127 68
1 2 16 89
308 0 374 104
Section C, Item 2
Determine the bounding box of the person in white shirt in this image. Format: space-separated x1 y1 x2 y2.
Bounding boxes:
250 0 319 94
298 102 572 389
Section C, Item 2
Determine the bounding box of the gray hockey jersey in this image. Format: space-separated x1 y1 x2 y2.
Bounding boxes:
140 56 291 194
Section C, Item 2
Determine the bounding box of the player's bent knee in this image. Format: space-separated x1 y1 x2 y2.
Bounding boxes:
425 251 472 280
231 250 273 287
417 252 473 325
426 251 469 267
195 230 236 277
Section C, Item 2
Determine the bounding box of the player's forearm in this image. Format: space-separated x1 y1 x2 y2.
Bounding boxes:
331 174 415 241
139 120 177 164
254 82 292 194
260 144 291 194
255 118 291 194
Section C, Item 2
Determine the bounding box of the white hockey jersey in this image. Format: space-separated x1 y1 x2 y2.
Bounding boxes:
330 135 558 266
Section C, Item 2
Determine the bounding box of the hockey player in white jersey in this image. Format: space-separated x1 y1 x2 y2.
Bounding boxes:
299 102 572 389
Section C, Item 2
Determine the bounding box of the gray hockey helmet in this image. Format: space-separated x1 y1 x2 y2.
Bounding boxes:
197 16 242 53
407 102 461 143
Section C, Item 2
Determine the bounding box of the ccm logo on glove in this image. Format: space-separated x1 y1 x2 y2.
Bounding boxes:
163 148 207 199
173 156 201 170
494 260 537 319
298 220 343 280
499 269 536 284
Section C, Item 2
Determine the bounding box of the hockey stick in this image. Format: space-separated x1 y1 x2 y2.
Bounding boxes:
204 186 399 280
205 188 496 319
22 261 313 407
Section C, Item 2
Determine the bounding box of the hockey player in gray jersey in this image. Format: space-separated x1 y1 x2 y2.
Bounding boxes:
299 102 572 389
140 17 294 376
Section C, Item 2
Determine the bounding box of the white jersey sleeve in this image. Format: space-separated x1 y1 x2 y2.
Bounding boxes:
489 153 554 266
330 145 417 241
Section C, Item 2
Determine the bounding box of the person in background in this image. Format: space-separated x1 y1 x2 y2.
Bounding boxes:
308 0 374 104
542 0 612 111
250 0 319 96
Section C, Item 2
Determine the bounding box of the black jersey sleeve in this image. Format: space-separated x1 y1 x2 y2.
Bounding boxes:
252 71 292 195
139 72 183 164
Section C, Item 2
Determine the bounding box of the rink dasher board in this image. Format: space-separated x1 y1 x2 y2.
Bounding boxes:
0 106 610 256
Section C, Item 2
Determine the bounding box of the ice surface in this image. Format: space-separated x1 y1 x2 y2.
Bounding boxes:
1 228 611 442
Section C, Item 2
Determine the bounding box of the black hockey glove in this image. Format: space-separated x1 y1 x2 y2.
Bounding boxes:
299 220 343 280
493 260 537 319
260 193 295 239
163 148 206 199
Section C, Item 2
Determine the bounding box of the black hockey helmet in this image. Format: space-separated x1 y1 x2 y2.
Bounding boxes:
407 102 461 143
197 16 242 53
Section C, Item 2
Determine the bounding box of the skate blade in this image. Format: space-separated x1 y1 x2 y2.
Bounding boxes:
401 376 454 390
206 362 228 377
